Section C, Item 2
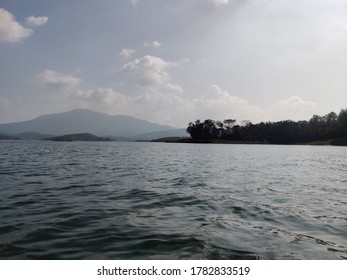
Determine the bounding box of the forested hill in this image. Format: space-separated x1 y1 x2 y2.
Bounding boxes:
186 108 347 145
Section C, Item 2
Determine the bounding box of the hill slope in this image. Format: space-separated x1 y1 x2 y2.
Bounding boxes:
0 109 179 138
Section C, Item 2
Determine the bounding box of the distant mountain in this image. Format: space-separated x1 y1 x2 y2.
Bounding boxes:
17 132 54 140
0 134 20 140
0 109 186 139
48 133 110 141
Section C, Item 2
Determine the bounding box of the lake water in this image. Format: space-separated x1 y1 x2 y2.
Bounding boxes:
0 141 346 260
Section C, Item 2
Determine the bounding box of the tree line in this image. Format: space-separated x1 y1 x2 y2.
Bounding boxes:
186 108 347 144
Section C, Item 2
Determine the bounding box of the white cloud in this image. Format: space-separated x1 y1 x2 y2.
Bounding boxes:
130 0 139 7
274 96 318 110
145 40 162 48
37 70 81 89
122 55 174 88
35 70 130 113
210 0 230 7
129 92 195 126
270 96 318 121
185 85 319 126
26 16 48 27
118 48 135 58
178 58 190 63
195 84 262 122
71 89 193 127
113 86 318 126
73 88 128 107
34 71 320 127
164 83 183 93
0 8 33 43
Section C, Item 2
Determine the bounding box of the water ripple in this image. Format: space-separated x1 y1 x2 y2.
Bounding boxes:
0 141 346 259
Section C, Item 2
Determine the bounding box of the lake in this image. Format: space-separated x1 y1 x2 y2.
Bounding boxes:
0 141 346 259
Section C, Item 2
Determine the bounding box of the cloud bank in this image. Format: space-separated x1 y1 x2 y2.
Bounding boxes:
36 66 318 127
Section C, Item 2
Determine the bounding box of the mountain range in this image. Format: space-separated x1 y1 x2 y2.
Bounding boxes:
0 109 187 140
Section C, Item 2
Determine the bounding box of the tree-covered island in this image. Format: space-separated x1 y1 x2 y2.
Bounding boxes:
185 108 347 145
47 133 111 141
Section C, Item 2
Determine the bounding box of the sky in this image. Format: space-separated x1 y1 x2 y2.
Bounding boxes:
0 0 346 127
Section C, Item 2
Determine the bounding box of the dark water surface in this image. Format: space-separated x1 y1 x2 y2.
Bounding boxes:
0 141 346 259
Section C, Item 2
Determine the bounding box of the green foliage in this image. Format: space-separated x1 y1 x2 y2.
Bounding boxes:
337 108 347 137
186 108 347 144
186 119 219 139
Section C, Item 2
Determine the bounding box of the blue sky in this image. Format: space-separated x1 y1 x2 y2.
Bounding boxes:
0 0 346 127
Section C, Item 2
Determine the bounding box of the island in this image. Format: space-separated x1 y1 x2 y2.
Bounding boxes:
181 108 347 146
47 133 111 142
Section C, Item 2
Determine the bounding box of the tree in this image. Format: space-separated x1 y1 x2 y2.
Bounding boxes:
186 120 203 139
186 119 218 139
337 108 347 137
222 119 236 138
215 121 224 138
308 114 325 140
185 107 346 143
323 112 338 138
201 119 218 139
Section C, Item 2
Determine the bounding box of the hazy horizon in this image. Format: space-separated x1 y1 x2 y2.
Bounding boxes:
1 0 346 127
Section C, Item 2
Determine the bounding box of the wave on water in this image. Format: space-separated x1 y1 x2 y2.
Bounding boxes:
0 141 346 259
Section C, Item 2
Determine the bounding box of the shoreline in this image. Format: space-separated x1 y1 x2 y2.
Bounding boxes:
152 137 347 146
